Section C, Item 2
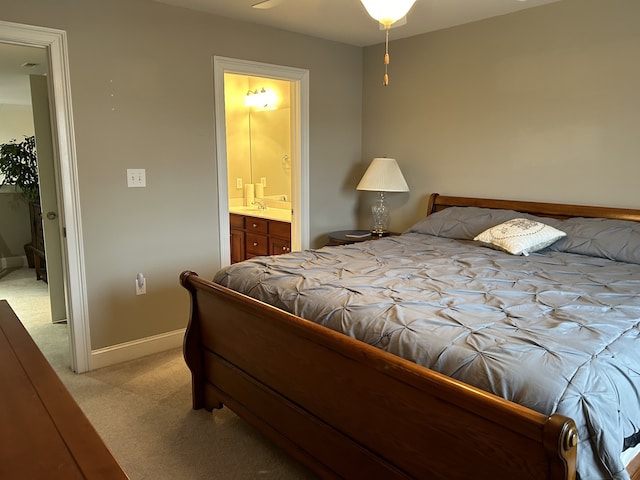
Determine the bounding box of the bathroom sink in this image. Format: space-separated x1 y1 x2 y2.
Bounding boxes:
234 206 263 212
229 205 291 223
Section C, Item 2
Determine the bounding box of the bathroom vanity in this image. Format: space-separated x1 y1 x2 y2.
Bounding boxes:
230 212 291 263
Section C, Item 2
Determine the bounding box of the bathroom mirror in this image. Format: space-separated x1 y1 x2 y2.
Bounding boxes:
248 107 291 200
225 73 291 203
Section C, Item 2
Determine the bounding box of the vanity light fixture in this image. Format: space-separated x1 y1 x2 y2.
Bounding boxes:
357 157 409 235
360 0 418 86
244 88 277 109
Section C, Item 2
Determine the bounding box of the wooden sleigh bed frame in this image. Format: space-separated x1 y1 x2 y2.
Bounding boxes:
181 194 640 480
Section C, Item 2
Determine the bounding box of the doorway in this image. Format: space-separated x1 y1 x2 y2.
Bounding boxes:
213 57 310 266
0 20 89 373
0 44 66 319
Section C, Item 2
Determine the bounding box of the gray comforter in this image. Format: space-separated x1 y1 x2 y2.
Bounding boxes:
214 232 640 479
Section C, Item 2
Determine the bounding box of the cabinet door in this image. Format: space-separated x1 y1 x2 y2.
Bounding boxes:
230 229 245 264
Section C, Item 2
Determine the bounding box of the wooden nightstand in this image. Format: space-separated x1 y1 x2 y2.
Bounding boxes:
327 230 397 246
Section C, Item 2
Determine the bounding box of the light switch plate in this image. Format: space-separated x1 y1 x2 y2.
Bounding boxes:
127 169 146 187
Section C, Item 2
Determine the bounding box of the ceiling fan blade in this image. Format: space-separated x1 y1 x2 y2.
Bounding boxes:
252 0 285 9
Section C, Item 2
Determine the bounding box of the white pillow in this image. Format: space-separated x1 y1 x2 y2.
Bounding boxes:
474 218 566 256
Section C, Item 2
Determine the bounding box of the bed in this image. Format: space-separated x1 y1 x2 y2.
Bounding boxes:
181 193 640 479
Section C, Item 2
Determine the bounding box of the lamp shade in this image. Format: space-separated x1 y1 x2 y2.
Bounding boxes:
356 157 409 192
360 0 417 27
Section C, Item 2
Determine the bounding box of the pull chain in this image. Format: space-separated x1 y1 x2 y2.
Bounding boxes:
383 27 390 86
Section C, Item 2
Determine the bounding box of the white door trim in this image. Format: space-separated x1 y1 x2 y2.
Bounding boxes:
213 56 310 266
0 20 90 373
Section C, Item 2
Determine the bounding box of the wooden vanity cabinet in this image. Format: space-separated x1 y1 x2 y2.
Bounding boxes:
268 220 292 255
230 214 246 264
230 213 291 263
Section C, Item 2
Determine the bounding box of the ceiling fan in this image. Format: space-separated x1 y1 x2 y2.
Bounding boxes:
251 0 285 9
250 0 417 86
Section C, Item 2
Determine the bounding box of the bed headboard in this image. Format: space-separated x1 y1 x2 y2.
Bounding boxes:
427 193 640 222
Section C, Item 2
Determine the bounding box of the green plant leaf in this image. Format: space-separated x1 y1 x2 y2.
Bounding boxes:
0 135 39 204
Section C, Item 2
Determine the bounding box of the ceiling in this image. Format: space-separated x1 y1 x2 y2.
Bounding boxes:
0 43 47 106
152 0 562 47
0 0 562 105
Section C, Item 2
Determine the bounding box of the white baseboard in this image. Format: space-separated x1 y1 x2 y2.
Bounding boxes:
90 328 185 370
1 255 28 269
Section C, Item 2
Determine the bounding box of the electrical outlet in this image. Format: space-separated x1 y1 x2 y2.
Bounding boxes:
127 169 146 187
136 273 146 295
260 177 267 187
236 178 243 189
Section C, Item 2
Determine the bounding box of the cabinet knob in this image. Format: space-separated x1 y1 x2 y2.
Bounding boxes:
253 242 258 247
252 223 257 228
282 246 287 251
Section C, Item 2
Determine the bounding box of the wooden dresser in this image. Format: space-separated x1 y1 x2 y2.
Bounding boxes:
28 202 47 282
230 213 291 263
0 300 128 479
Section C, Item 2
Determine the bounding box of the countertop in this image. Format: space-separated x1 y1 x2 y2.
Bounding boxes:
229 205 291 223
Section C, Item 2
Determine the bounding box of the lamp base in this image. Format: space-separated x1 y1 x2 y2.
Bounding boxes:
370 229 390 238
370 191 390 234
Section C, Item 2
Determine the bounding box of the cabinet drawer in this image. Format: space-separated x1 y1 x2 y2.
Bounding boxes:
269 220 291 240
230 213 245 229
270 237 291 255
246 217 268 234
246 233 268 256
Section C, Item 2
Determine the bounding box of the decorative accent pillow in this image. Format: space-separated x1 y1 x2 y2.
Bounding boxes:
474 218 566 256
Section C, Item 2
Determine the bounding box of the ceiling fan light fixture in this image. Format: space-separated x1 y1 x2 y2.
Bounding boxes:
360 0 417 28
360 0 418 86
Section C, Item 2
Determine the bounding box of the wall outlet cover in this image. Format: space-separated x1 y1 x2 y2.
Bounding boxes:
127 169 146 188
136 273 146 295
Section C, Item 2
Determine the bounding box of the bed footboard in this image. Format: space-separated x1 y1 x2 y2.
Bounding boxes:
181 270 578 479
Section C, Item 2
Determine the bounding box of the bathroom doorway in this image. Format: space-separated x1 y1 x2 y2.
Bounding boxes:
213 57 309 266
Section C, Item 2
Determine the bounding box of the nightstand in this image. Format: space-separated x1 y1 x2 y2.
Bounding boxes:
327 230 397 246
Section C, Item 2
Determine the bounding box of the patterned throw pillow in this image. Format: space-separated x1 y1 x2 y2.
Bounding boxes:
474 218 566 256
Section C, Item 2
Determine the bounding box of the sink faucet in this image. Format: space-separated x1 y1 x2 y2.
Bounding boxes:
252 200 267 210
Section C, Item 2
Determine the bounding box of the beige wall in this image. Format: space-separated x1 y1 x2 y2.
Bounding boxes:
3 0 362 349
0 104 34 261
362 0 640 233
0 103 34 144
7 0 636 355
0 192 30 263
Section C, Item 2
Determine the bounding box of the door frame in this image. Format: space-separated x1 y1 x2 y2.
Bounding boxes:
213 56 309 265
0 20 90 373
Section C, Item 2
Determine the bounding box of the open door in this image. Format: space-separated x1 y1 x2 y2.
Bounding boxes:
30 74 67 322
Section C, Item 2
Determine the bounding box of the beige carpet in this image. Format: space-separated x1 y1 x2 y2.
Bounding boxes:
0 267 317 480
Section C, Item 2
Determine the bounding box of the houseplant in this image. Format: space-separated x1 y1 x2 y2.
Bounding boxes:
0 135 39 203
0 135 41 269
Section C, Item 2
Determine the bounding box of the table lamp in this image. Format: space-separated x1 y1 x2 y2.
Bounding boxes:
356 157 409 236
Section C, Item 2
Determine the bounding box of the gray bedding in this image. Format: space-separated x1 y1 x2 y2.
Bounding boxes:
214 210 640 480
